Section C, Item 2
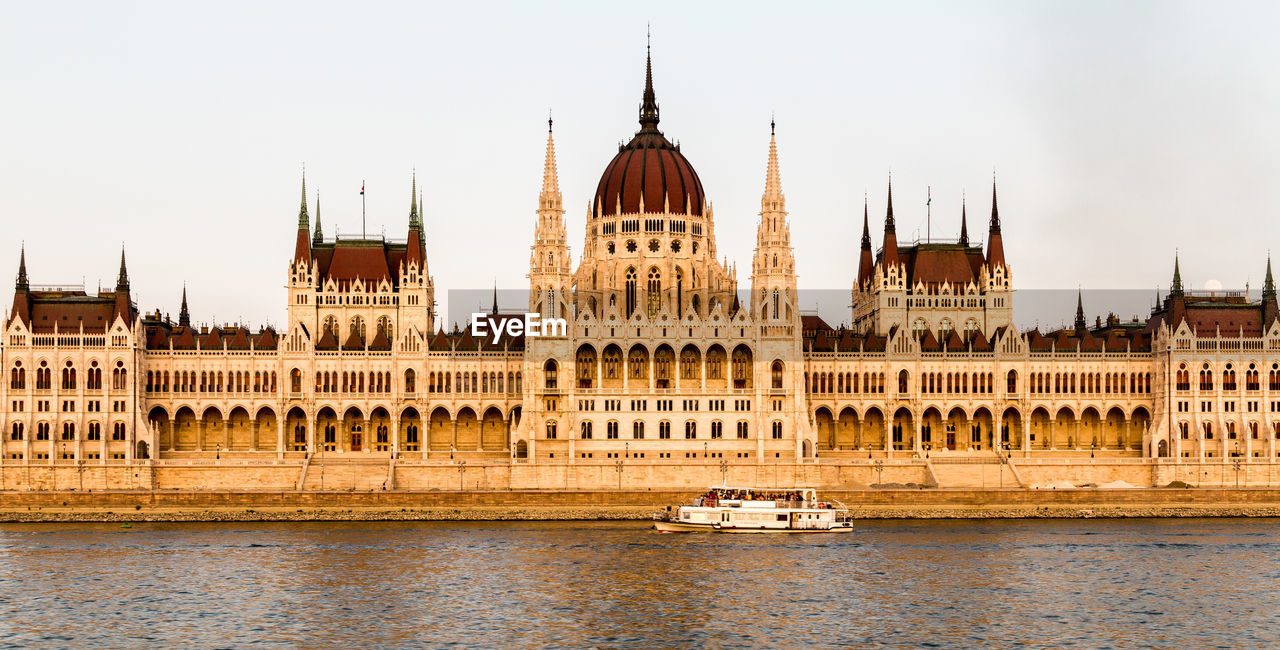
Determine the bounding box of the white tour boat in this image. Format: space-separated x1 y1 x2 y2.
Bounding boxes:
652 486 853 533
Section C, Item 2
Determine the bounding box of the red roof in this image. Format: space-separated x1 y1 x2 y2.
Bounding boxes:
593 131 704 217
326 244 392 283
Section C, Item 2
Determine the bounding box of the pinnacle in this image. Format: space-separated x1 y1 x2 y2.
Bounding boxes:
989 179 1001 232
297 172 309 229
16 243 28 290
313 190 323 244
959 199 969 247
762 123 784 206
885 176 896 232
116 246 129 289
541 123 561 202
860 199 871 249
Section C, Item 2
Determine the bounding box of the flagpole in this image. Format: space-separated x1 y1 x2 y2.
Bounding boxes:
926 186 931 243
362 179 366 239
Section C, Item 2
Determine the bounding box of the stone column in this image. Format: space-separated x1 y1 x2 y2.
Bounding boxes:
391 414 400 457
307 414 316 454
196 419 204 452
276 417 285 459
169 417 176 451
913 415 922 454
364 418 372 453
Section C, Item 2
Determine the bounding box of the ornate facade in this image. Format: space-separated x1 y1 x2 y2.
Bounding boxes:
4 52 1280 486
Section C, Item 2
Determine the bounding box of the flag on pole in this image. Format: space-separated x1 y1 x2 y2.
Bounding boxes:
360 183 365 196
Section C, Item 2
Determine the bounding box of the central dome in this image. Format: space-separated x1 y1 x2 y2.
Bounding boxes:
592 52 705 218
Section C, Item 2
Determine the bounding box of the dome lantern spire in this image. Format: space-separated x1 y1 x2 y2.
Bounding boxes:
638 33 660 134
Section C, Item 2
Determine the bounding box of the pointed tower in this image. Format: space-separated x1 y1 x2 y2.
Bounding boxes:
1170 253 1184 299
986 181 1005 269
398 172 435 336
294 173 310 265
286 174 319 343
179 285 191 328
1261 255 1276 328
528 117 571 322
856 198 874 288
750 120 798 324
312 190 323 245
1074 290 1086 331
406 172 424 271
10 244 30 326
113 246 134 325
881 178 900 270
959 198 969 247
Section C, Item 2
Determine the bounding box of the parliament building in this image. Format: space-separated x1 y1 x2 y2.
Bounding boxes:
4 52 1280 490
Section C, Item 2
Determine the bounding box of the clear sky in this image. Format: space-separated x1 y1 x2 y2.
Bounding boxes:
2 1 1278 331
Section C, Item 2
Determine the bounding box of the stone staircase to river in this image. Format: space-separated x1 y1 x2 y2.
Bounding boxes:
927 454 1024 488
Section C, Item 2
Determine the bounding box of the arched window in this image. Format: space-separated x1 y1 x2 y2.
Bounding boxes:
10 361 24 390
685 420 697 439
659 420 671 439
580 421 593 439
377 316 393 341
771 289 780 319
606 420 619 439
898 369 909 394
633 421 645 439
404 369 416 394
771 421 783 439
62 361 76 390
625 268 637 317
646 267 662 319
545 420 558 439
544 359 558 390
1007 370 1017 394
736 421 749 439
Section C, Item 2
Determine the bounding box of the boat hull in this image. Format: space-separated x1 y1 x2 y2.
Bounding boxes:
653 520 853 533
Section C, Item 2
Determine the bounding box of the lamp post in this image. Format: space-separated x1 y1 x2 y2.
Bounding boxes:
614 459 624 490
873 459 884 486
457 460 467 491
719 459 729 486
703 441 707 458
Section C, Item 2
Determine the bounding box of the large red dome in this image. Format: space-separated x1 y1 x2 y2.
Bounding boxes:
592 52 705 218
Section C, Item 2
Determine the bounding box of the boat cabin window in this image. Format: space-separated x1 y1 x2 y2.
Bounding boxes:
776 514 787 521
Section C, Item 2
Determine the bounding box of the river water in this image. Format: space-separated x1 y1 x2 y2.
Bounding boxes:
0 518 1277 647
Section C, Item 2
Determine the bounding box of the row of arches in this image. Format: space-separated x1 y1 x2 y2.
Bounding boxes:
147 404 519 453
814 405 1152 452
9 359 129 391
566 343 754 390
1177 362 1280 392
147 370 278 394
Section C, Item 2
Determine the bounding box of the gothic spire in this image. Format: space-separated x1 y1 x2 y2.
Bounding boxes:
881 177 900 270
989 178 1001 233
861 198 871 250
1264 254 1275 300
638 37 660 133
491 281 499 315
985 179 1006 269
312 190 323 244
541 119 561 207
1171 253 1184 298
1075 289 1086 331
15 243 28 291
297 171 309 229
959 197 969 247
885 175 896 233
857 197 875 288
179 284 190 327
116 246 129 290
761 121 784 213
409 171 420 228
